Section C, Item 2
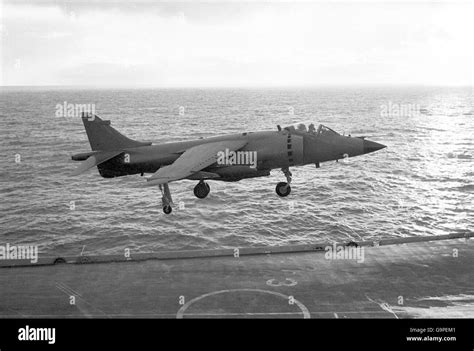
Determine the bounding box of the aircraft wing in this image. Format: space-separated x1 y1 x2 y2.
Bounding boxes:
146 140 247 186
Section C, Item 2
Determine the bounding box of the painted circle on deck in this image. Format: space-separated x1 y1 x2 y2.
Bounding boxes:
176 288 310 319
266 278 298 287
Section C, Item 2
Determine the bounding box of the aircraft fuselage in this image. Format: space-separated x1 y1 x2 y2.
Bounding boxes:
94 128 383 181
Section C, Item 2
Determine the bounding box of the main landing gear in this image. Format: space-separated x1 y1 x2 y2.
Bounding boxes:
194 180 210 199
160 183 173 214
275 167 292 197
160 180 211 215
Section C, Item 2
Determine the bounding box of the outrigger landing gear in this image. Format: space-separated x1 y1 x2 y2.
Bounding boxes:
159 183 174 214
194 180 210 199
276 167 292 197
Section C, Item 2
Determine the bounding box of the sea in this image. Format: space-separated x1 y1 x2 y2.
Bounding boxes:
0 86 472 257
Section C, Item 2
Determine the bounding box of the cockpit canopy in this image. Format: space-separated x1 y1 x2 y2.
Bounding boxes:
283 122 340 136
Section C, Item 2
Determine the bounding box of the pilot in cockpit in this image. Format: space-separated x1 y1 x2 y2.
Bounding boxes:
297 123 307 132
308 123 316 133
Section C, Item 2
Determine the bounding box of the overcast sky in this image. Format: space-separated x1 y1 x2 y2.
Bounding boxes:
1 1 473 87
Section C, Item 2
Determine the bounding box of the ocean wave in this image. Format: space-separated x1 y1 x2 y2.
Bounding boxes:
1 87 472 256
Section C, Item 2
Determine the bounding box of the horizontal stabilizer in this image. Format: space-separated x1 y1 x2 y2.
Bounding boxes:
72 151 123 176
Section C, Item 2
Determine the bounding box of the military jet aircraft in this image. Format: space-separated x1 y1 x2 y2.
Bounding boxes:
72 114 386 214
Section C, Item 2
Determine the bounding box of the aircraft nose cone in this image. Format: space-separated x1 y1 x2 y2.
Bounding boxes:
363 139 386 154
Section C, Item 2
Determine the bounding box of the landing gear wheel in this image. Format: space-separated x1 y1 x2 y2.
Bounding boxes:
194 181 210 199
276 182 291 197
163 205 172 214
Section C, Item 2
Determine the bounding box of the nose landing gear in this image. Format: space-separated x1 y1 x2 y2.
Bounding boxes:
194 180 210 199
276 168 292 197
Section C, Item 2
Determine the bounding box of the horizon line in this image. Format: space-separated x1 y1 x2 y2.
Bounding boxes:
1 83 473 89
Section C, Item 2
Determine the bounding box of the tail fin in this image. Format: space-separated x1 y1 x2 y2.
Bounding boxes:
82 114 151 151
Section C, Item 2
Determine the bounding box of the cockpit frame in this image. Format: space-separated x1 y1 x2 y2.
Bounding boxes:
283 123 340 136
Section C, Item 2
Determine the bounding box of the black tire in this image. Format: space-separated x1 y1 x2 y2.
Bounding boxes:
194 182 210 199
276 182 291 197
163 205 172 214
54 257 66 265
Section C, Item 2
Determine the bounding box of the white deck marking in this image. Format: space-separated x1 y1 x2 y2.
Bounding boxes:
176 288 311 319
